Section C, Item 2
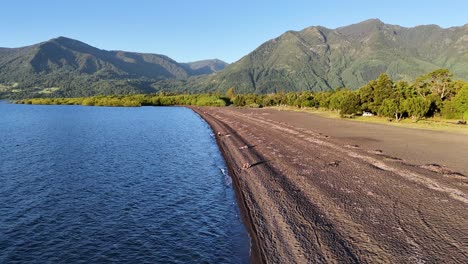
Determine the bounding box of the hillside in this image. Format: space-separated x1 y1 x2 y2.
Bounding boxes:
0 37 227 98
192 19 468 93
182 59 229 75
1 19 467 98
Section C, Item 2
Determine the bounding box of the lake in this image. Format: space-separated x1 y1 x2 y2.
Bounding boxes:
0 102 250 263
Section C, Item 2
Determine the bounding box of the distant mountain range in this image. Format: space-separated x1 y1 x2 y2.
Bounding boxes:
0 37 227 98
0 19 467 98
182 59 228 75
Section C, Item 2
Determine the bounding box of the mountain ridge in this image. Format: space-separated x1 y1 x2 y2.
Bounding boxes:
0 37 227 98
1 19 467 98
187 19 467 93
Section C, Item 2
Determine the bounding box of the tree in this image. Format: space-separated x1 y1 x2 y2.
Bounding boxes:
358 81 375 112
373 73 394 109
340 92 361 116
413 77 431 99
414 69 454 100
393 80 413 100
426 94 443 117
226 87 235 100
403 97 431 121
315 91 332 109
378 99 404 121
329 90 348 111
427 69 454 100
232 95 246 106
452 84 468 120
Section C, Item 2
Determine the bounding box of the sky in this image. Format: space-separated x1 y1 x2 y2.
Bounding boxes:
1 0 467 63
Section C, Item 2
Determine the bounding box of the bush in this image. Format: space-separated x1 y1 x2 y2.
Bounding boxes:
403 97 431 121
82 98 95 106
340 92 361 115
195 96 227 107
246 103 260 108
378 99 405 121
452 84 468 120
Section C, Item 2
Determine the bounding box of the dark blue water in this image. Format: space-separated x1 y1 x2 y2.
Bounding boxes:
0 102 250 263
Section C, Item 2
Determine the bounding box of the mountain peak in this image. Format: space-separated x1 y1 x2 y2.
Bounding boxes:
53 36 75 41
336 18 386 38
48 36 90 47
359 18 384 25
40 36 106 56
339 18 385 29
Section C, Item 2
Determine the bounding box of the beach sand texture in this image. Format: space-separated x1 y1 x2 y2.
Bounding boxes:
192 107 468 264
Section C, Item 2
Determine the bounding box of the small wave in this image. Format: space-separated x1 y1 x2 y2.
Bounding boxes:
220 168 233 186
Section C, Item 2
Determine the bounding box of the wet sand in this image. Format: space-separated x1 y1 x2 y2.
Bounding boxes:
191 107 468 264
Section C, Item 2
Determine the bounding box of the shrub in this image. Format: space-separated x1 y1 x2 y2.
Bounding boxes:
403 97 431 121
340 92 361 115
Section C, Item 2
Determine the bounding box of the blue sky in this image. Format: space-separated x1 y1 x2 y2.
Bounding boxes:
1 0 467 63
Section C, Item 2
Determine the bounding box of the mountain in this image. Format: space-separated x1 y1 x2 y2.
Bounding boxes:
1 20 467 98
0 37 226 98
191 19 468 93
182 59 228 75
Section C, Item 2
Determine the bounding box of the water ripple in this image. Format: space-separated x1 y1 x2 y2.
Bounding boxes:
0 104 249 263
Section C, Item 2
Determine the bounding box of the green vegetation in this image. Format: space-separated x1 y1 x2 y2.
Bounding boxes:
16 69 467 124
16 94 228 107
224 69 468 122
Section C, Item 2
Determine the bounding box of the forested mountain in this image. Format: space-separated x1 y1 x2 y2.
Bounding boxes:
191 19 468 93
0 37 226 98
1 19 467 98
182 59 228 75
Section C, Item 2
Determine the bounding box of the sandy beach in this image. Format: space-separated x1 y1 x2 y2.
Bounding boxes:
191 106 468 264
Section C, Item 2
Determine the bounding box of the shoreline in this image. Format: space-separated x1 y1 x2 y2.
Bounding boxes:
190 106 266 263
190 106 468 263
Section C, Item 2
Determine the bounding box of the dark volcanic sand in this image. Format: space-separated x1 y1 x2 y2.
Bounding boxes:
191 107 468 264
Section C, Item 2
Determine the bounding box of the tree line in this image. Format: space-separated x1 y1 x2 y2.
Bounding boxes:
229 69 468 121
17 93 229 107
16 69 468 121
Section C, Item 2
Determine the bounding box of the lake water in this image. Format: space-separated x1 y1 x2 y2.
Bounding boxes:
0 102 250 263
